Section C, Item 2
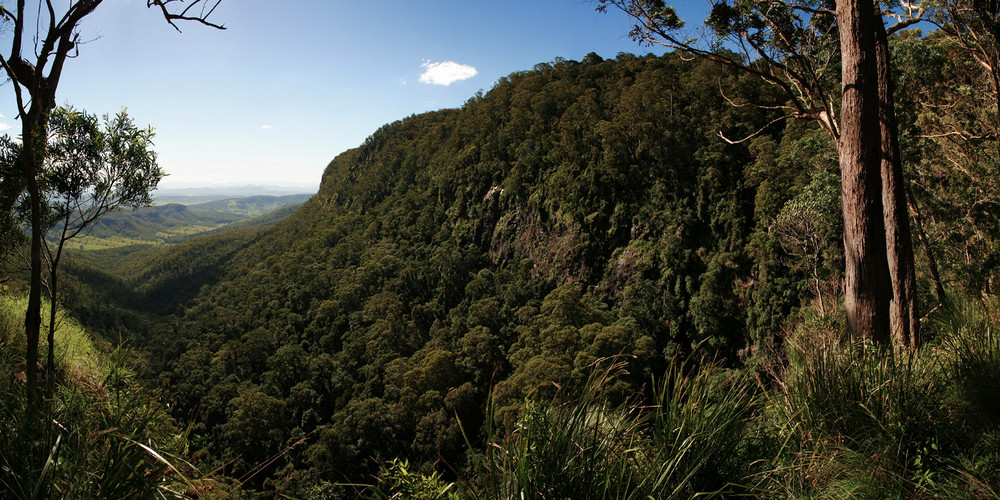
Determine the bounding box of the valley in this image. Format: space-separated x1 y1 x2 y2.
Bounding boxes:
2 3 1000 497
64 193 311 250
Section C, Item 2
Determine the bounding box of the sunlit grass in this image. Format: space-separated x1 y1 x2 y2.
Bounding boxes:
0 290 239 498
0 292 102 372
433 302 1000 498
458 357 760 499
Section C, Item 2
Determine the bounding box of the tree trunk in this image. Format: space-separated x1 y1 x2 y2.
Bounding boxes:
45 218 68 386
906 185 946 308
874 20 920 348
836 0 892 343
46 264 58 381
21 115 44 408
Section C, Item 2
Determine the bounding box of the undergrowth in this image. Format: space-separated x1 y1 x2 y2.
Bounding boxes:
0 291 237 499
6 286 1000 499
368 301 1000 499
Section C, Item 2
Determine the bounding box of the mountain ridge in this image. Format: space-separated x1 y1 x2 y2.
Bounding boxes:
119 51 808 488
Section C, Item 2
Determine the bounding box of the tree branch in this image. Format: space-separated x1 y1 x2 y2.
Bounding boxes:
718 113 797 144
148 0 225 31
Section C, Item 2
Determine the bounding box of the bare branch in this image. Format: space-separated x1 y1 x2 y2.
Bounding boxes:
0 54 29 118
148 0 225 32
788 4 836 17
719 113 797 144
885 16 924 35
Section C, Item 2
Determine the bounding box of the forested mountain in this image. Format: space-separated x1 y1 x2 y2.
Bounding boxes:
185 194 313 216
33 37 1000 497
120 51 830 490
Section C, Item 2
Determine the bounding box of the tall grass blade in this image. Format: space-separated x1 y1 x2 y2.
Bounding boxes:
30 433 61 500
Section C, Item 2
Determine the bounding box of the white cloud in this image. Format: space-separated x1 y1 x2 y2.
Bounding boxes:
260 125 272 129
419 61 477 86
0 123 11 133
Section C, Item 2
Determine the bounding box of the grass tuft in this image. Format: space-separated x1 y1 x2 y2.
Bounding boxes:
464 356 759 499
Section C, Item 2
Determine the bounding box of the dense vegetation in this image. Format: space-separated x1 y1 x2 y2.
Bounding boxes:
133 51 784 490
5 32 1000 497
0 294 237 497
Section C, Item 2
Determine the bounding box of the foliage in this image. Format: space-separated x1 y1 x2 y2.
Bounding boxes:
107 52 792 489
738 303 1000 498
36 51 838 492
37 31 1000 497
368 458 459 500
893 33 1000 298
35 106 163 378
453 301 1000 499
465 357 759 499
43 107 162 223
0 292 237 498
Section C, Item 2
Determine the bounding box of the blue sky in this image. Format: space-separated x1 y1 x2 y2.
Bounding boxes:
0 0 703 191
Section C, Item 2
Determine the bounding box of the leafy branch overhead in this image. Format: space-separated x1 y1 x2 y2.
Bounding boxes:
44 107 162 240
598 0 843 141
599 0 925 143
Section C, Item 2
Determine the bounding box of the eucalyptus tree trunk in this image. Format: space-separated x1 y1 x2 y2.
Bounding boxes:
874 21 920 348
906 185 946 308
836 0 893 343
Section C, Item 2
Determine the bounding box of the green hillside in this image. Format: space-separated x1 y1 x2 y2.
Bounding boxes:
0 292 240 497
28 42 1000 497
134 52 804 489
66 195 309 251
70 203 245 249
186 194 312 217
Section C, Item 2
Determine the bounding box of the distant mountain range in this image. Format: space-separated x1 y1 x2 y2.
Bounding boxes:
81 204 244 243
154 185 316 205
184 194 313 217
65 193 312 250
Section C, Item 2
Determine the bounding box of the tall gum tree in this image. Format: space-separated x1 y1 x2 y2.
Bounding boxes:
0 0 223 405
598 0 923 346
874 19 920 347
837 0 892 342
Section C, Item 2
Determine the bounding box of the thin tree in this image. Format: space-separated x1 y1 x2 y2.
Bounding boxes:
0 0 223 406
40 106 162 379
597 0 923 346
